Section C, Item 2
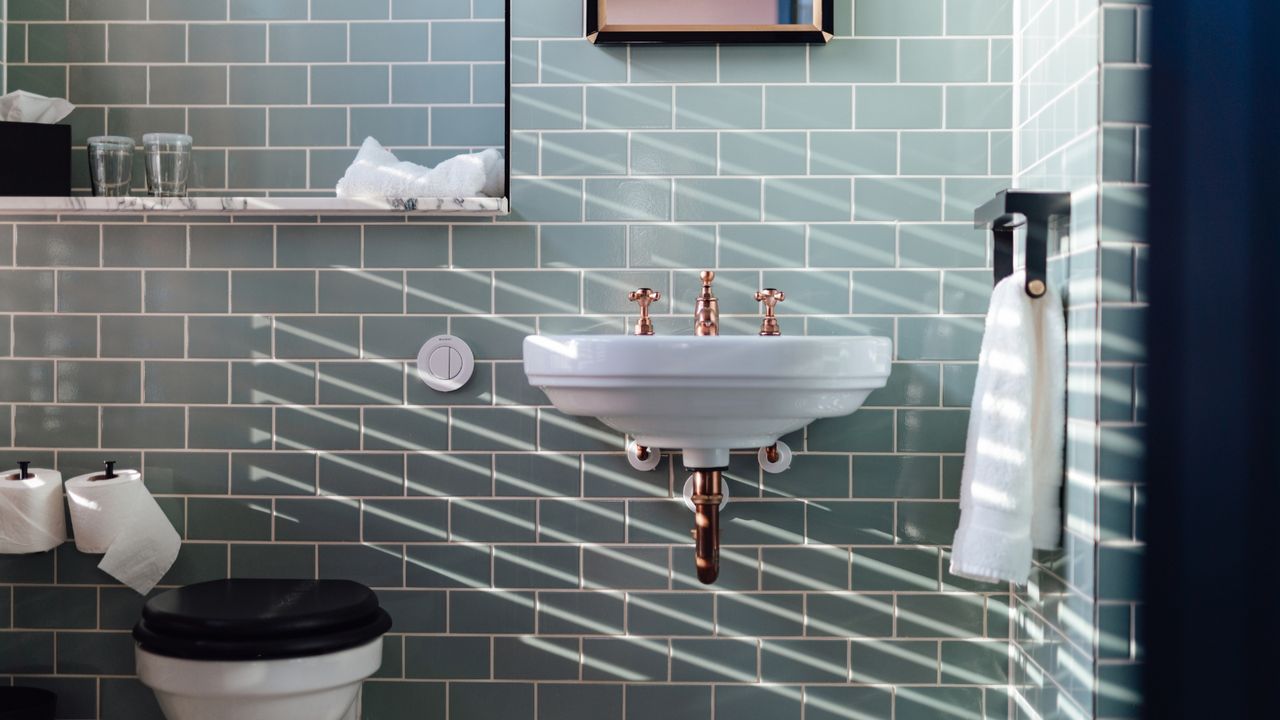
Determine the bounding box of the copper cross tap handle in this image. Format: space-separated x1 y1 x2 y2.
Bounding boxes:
628 288 661 336
755 288 786 336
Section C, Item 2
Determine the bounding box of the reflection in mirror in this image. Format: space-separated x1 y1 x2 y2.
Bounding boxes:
609 0 815 25
589 0 832 44
0 1 509 210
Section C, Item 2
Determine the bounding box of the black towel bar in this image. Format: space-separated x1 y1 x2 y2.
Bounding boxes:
974 190 1072 298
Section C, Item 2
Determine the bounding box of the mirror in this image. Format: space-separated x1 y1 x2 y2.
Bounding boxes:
588 0 833 44
0 1 509 213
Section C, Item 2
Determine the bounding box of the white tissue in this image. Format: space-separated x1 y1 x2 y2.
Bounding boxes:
0 467 66 554
336 137 505 199
476 146 505 198
0 90 75 124
66 469 180 595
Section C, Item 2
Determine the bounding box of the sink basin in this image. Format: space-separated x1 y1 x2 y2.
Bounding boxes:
523 334 893 469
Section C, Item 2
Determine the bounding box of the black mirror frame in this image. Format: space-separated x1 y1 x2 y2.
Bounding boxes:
586 0 834 44
503 0 511 208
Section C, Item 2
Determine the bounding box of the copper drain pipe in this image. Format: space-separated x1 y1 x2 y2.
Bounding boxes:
689 469 723 584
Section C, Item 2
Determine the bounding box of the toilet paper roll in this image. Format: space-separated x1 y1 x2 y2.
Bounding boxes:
0 467 66 554
66 469 180 595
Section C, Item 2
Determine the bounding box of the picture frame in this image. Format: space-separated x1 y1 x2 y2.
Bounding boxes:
586 0 835 44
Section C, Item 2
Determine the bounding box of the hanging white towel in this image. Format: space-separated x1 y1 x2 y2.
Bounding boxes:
950 271 1065 585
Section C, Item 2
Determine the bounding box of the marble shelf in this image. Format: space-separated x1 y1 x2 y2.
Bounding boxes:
0 196 509 216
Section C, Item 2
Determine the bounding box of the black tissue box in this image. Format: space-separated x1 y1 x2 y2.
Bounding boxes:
0 121 71 196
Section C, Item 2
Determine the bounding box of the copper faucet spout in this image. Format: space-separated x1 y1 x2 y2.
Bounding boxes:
693 270 719 336
690 469 722 584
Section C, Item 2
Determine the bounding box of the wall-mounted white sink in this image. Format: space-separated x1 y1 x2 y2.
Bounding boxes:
523 334 893 469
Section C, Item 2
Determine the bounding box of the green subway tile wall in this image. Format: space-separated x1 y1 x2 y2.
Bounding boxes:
0 1 1142 719
1012 1 1147 719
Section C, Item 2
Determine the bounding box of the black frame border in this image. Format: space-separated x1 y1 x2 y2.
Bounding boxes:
504 0 511 208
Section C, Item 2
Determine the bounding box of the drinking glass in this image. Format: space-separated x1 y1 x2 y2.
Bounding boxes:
142 133 193 197
86 136 134 197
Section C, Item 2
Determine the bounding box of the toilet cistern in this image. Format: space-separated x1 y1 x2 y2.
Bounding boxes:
523 270 893 583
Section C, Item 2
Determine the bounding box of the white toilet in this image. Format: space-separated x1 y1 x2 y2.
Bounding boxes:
133 579 392 720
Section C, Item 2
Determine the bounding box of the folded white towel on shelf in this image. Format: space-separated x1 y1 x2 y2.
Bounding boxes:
0 90 75 123
950 271 1066 585
335 137 505 199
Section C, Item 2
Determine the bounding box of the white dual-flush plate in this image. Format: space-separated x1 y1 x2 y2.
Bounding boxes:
416 335 475 392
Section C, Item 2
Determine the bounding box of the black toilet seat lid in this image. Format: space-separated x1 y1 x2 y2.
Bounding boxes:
133 579 392 661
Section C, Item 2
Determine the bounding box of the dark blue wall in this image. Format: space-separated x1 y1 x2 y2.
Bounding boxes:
1146 1 1280 717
